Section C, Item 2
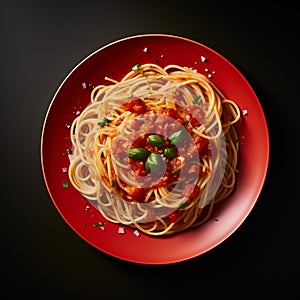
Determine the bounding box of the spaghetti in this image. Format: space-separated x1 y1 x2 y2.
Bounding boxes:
68 63 241 236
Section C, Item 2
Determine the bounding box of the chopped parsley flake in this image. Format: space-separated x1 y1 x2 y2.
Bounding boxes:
194 95 202 104
132 63 140 71
178 203 187 209
62 181 69 188
93 221 104 227
98 117 109 127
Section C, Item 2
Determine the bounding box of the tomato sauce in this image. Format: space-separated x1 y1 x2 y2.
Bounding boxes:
120 98 211 203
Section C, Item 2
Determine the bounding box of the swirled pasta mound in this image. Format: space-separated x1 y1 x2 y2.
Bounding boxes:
68 63 240 236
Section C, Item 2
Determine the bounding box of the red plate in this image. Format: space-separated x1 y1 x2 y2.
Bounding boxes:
41 34 269 264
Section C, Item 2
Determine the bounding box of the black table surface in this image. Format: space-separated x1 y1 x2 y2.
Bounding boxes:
1 0 299 298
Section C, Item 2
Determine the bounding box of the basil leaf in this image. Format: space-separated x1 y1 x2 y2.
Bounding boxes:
169 129 186 145
147 135 165 147
127 148 149 160
145 153 162 174
163 147 176 159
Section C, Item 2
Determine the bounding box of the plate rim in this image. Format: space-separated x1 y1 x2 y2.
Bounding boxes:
40 33 270 264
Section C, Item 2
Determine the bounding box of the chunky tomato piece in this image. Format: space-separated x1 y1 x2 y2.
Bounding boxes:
195 136 209 155
168 211 178 223
131 134 157 152
129 159 147 176
123 98 147 114
130 119 144 130
162 108 182 121
186 105 205 127
152 180 167 188
131 135 146 148
182 184 200 199
129 187 149 202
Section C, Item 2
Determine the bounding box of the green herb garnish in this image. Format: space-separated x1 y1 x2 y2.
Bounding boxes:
163 147 176 159
127 148 150 160
98 117 109 127
93 221 104 227
147 135 165 147
62 181 69 188
194 95 202 104
178 202 187 209
169 129 186 145
132 63 140 71
145 153 162 174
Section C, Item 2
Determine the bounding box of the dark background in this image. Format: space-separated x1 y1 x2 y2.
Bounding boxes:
1 0 299 298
